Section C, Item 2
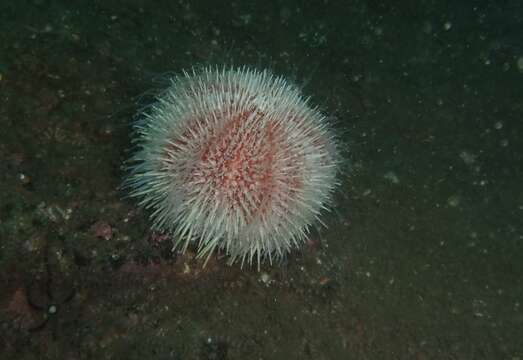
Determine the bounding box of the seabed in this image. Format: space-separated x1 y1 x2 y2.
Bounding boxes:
1 0 522 359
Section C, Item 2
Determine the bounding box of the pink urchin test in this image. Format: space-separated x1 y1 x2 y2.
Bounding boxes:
124 67 340 267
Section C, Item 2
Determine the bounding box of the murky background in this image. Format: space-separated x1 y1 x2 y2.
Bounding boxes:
1 0 522 359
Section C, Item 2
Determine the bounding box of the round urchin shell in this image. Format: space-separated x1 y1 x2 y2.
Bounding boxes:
125 66 339 267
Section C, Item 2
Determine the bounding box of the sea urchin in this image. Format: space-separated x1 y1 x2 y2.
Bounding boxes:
124 66 340 267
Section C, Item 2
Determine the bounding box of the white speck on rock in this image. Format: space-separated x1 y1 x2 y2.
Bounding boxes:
259 272 271 285
447 195 460 207
517 56 523 72
459 150 477 165
383 171 399 184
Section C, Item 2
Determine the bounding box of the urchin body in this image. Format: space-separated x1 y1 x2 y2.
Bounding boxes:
125 67 339 267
